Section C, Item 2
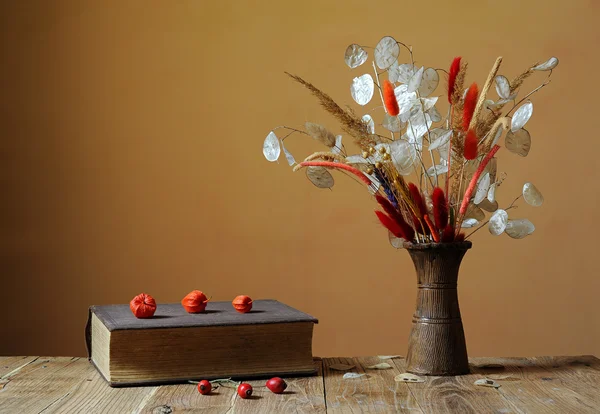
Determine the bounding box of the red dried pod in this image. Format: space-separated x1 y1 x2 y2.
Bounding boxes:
266 377 287 394
237 383 253 399
463 82 479 131
464 129 478 160
232 295 253 313
129 293 156 319
407 183 429 235
432 187 449 231
455 232 466 242
424 215 440 243
441 225 456 243
447 57 462 104
375 195 415 241
181 290 210 313
383 79 400 116
197 380 212 395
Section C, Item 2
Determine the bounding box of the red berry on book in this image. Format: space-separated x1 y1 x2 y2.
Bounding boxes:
232 295 253 313
197 380 212 395
266 377 287 394
181 290 211 313
129 293 156 318
237 383 253 398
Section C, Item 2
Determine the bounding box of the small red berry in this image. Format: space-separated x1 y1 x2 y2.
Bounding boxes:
181 290 210 313
266 377 287 394
237 383 253 399
129 293 157 318
197 380 212 395
232 295 253 313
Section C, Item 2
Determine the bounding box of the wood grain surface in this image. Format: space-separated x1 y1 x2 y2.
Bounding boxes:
0 356 598 413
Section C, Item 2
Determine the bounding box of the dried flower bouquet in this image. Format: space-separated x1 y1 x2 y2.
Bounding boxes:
263 36 556 246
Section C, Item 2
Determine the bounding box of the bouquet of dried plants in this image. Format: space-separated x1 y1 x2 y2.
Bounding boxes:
263 36 556 246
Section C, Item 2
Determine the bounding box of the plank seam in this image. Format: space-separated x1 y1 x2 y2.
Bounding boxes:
37 391 72 413
0 357 40 380
319 359 327 413
390 358 426 413
224 384 238 414
133 386 159 414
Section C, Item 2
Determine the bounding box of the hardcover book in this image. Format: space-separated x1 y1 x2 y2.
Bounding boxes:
85 299 318 387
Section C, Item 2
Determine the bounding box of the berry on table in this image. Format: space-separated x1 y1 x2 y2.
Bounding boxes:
197 380 212 395
237 382 253 398
266 377 287 394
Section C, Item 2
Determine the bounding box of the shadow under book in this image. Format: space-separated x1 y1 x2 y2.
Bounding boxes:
86 299 318 387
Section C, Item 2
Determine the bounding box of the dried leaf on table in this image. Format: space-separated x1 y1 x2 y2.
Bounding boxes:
343 372 367 379
395 373 425 383
366 362 393 370
474 378 501 388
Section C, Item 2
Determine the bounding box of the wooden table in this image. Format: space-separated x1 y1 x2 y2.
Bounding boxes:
1 355 599 413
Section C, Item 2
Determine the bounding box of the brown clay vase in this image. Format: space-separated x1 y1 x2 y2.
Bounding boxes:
404 241 472 376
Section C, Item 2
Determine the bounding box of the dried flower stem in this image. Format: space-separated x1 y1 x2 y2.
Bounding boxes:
468 57 503 131
286 72 379 150
457 145 501 227
445 109 454 198
302 151 347 164
479 117 509 152
373 62 386 110
506 75 551 117
424 215 440 242
510 68 533 95
273 126 312 139
295 161 372 186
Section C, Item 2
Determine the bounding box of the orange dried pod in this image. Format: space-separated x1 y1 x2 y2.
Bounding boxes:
232 295 253 313
181 290 211 313
130 293 157 318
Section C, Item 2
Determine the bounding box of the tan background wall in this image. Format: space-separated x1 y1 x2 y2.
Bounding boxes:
1 0 598 358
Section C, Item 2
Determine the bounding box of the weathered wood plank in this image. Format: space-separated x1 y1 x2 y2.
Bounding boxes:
392 356 515 414
42 362 158 414
0 357 90 413
471 356 560 413
138 360 326 414
0 357 156 414
232 359 326 414
2 356 599 413
470 356 600 414
138 382 233 414
323 356 423 413
0 356 38 379
530 355 600 410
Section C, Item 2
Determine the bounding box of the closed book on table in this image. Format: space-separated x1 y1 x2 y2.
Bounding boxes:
85 299 318 387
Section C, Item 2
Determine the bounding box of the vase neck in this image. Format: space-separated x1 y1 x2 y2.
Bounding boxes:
406 246 469 286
